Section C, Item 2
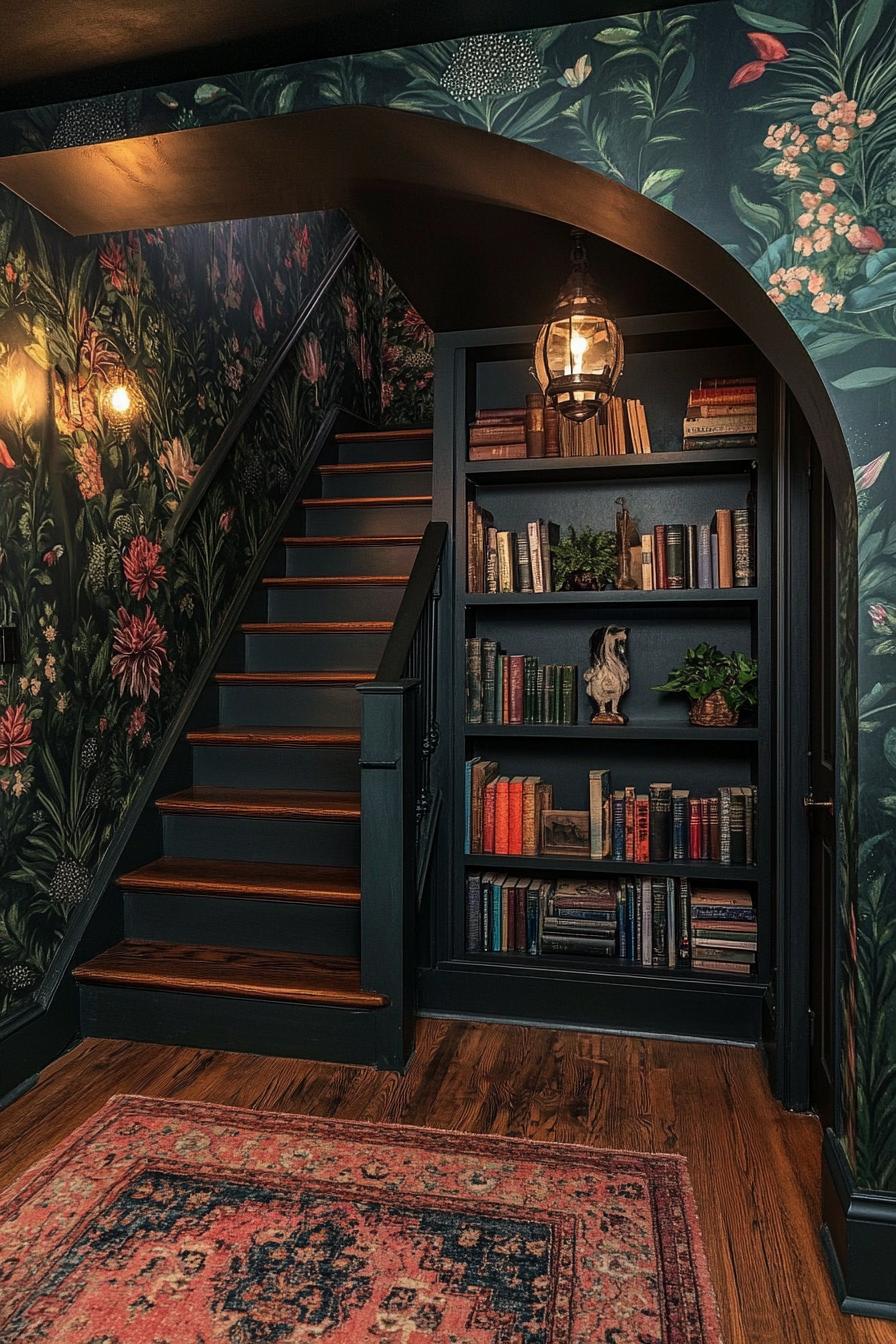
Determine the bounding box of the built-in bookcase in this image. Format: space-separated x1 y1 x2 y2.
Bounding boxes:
424 314 776 1042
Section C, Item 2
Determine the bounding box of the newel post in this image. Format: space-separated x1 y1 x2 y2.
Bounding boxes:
357 679 418 1070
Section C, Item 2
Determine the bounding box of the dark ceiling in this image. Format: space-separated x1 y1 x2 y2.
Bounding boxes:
4 1 718 112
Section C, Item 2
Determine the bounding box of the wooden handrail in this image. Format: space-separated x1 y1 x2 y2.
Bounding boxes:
162 225 360 549
375 522 448 683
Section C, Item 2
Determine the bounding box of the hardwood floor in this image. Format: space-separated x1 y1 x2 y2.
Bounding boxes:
1 1019 894 1343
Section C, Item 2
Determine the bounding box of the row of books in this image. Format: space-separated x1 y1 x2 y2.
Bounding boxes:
465 642 578 725
682 376 757 450
468 397 652 461
466 502 558 593
640 509 755 590
464 762 758 866
464 873 758 975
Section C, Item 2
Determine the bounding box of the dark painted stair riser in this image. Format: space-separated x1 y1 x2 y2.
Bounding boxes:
217 681 365 727
191 743 360 791
265 583 406 622
162 814 360 866
303 499 432 536
243 629 390 673
284 539 421 578
123 890 360 957
321 465 432 498
334 429 432 464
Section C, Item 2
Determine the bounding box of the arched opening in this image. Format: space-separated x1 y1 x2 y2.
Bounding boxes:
0 102 858 1118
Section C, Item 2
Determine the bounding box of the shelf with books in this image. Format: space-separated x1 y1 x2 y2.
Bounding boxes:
464 446 760 485
463 723 760 742
462 854 759 880
464 590 757 608
459 949 763 989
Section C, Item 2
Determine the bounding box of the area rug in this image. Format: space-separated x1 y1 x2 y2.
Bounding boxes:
0 1094 721 1343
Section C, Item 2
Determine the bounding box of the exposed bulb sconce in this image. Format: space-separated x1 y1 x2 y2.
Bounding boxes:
101 369 144 436
534 228 624 422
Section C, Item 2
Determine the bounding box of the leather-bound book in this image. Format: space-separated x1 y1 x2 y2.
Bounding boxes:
525 394 546 457
544 403 560 456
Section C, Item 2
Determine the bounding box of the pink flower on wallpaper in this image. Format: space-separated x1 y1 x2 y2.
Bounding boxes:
0 704 31 767
299 334 327 386
402 307 432 345
293 223 311 272
110 606 169 701
847 224 885 253
730 32 788 88
855 452 889 491
126 705 147 739
352 332 372 383
123 536 167 600
159 436 198 494
252 297 266 330
74 439 104 500
99 238 128 291
341 293 359 331
869 603 890 630
0 439 14 469
219 508 236 533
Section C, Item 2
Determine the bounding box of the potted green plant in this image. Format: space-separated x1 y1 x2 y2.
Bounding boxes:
654 643 758 727
551 526 617 591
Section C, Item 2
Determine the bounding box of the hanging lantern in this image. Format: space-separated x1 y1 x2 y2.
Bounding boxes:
535 228 624 422
101 368 145 437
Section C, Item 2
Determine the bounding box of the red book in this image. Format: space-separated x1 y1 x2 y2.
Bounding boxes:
653 525 668 590
700 797 710 860
508 656 525 725
515 884 527 952
624 786 636 862
494 778 510 855
635 796 650 863
502 660 511 723
688 799 702 860
508 776 525 854
483 780 498 853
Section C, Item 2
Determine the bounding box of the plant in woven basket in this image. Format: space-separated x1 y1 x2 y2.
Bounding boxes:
654 643 757 726
551 527 617 591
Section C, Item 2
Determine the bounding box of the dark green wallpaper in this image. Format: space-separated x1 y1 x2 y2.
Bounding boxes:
0 0 894 1189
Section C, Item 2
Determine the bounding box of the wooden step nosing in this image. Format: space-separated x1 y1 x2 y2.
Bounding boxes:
300 495 431 508
214 671 373 684
241 621 393 634
318 460 432 475
155 794 361 821
119 877 361 904
117 859 361 904
262 576 408 588
282 534 422 547
186 728 362 748
74 964 385 1008
334 428 432 442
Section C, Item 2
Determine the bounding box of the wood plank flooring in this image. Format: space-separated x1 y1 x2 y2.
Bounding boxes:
1 1019 894 1344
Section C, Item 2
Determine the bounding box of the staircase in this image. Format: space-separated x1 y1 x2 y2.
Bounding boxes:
73 427 433 1066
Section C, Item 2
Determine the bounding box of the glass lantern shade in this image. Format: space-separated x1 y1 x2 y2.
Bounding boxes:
535 232 624 422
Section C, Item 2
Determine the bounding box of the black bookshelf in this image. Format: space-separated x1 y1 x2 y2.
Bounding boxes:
426 315 775 1043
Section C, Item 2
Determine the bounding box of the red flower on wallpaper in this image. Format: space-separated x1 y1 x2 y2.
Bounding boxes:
401 306 431 344
729 32 788 88
848 224 885 254
252 297 266 330
110 606 169 701
0 704 31 767
99 239 128 291
122 536 167 600
293 223 311 272
0 439 14 469
299 334 326 385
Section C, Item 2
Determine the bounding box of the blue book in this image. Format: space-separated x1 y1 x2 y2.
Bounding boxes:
612 792 626 861
552 907 617 922
691 903 756 922
617 887 627 958
492 878 503 952
526 882 541 955
697 523 713 589
464 757 479 854
625 881 636 961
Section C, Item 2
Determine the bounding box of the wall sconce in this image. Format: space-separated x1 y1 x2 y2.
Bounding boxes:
101 370 144 436
534 228 624 422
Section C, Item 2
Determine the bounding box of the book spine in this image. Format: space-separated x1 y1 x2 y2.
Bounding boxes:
653 524 668 590
482 641 497 724
526 884 541 954
527 521 544 592
522 779 538 856
697 523 712 589
624 787 636 862
466 873 483 952
672 793 688 861
469 423 528 444
729 787 747 866
483 781 497 853
651 879 668 967
509 656 524 725
682 415 758 436
684 524 699 590
641 879 652 965
665 524 685 589
468 442 528 461
561 665 575 725
525 394 546 457
464 758 474 853
589 771 604 860
516 532 533 593
708 796 721 862
714 509 734 588
719 787 731 864
508 778 524 853
640 534 654 590
648 783 672 862
612 794 626 861
732 507 755 587
678 880 691 963
494 778 510 854
634 795 650 863
543 404 560 456
465 638 482 724
688 798 701 860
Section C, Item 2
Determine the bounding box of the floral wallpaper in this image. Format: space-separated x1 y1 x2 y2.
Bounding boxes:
1 0 896 1189
0 189 431 1031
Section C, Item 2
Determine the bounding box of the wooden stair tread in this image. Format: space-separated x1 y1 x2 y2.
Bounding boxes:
186 726 361 747
215 670 373 684
300 495 431 508
241 620 393 633
283 534 422 547
74 941 386 1007
156 787 361 820
334 428 432 442
318 460 432 475
117 857 361 904
262 575 408 588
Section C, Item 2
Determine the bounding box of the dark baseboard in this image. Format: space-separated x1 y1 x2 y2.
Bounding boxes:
821 1128 896 1319
0 403 371 1100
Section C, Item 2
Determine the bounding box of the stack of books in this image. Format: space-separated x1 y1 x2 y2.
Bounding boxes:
468 396 652 460
690 885 757 975
465 640 577 725
468 407 529 460
466 872 553 954
558 397 651 456
641 508 755 589
541 878 619 955
464 762 553 856
466 502 559 593
682 377 757 450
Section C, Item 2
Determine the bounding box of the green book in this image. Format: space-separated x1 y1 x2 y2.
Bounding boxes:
482 640 497 725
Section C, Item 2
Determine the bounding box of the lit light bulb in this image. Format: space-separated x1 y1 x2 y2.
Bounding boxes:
569 331 589 375
108 385 132 415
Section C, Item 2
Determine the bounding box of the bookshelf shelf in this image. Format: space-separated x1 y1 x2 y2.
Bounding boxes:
463 853 759 881
464 589 757 608
465 446 758 484
463 723 760 742
457 949 763 991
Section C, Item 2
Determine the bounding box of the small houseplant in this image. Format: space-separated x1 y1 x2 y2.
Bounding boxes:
654 643 758 727
551 526 617 591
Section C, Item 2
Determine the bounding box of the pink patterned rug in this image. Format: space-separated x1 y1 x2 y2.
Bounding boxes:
0 1093 721 1342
